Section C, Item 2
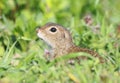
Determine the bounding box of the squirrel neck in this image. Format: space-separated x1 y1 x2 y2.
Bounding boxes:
51 40 75 57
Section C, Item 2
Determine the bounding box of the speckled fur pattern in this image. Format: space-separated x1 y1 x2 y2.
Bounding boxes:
37 23 104 63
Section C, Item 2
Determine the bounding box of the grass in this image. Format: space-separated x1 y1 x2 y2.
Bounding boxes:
0 0 120 83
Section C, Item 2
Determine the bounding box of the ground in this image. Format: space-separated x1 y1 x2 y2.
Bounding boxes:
0 0 120 83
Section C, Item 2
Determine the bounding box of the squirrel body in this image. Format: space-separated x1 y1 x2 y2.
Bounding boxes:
36 23 104 63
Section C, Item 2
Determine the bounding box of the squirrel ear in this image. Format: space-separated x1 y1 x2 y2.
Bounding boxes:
63 29 71 40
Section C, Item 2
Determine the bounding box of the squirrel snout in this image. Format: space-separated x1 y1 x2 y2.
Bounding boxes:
36 26 40 33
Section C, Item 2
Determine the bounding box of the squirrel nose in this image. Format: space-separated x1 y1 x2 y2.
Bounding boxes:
36 26 40 33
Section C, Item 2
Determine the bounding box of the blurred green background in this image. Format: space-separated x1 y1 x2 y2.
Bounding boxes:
0 0 120 83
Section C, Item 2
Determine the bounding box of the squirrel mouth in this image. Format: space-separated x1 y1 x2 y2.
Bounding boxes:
37 35 43 40
37 33 47 43
39 38 43 40
37 33 43 39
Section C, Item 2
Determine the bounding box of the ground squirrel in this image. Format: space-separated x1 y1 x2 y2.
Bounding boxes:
36 23 104 63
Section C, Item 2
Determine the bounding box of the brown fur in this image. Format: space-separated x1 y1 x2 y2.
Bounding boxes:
37 23 104 63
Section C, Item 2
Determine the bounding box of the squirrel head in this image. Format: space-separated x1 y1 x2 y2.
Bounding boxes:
36 23 73 48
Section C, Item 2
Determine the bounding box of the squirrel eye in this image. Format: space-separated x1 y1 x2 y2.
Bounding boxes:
50 27 57 32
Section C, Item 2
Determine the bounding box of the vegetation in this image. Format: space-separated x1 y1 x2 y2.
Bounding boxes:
0 0 120 83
